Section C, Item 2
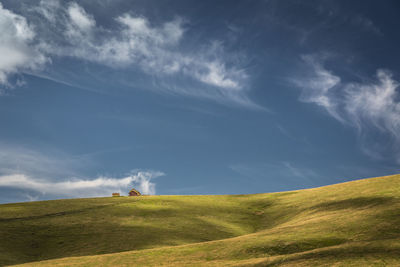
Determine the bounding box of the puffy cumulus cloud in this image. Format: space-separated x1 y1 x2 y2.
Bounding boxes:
0 3 46 87
0 170 164 199
0 1 252 106
296 55 400 161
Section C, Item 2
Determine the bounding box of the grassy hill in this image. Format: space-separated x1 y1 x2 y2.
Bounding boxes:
1 175 399 266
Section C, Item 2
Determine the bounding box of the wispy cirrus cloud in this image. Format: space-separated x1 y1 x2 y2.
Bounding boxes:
229 161 319 185
294 55 343 122
0 1 254 107
295 54 400 161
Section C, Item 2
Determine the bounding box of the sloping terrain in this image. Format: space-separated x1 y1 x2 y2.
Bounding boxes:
1 175 399 266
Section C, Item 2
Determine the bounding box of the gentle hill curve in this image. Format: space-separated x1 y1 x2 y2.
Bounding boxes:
1 175 400 266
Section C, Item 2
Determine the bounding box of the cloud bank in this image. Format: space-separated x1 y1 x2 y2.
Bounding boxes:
0 1 253 106
0 170 164 198
296 55 400 161
0 145 164 200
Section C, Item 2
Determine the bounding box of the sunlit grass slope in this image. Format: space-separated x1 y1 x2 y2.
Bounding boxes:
1 174 400 266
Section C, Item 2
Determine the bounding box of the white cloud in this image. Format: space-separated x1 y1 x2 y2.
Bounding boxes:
90 14 185 69
344 70 400 135
67 2 95 32
194 61 244 89
84 13 248 95
296 55 400 161
116 14 183 46
64 2 96 41
0 170 164 198
0 145 164 200
34 0 61 23
295 55 343 122
1 1 251 106
0 3 46 87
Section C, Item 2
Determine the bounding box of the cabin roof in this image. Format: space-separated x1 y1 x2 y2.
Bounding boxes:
129 188 141 195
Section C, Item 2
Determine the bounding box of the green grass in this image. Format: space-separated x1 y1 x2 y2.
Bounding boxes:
1 174 400 266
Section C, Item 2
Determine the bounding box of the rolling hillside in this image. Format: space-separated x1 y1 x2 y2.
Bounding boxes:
1 174 400 266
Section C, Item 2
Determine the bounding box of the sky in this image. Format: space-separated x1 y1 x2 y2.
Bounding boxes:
1 0 400 203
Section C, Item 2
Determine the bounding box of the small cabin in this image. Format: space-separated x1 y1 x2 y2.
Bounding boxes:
129 188 141 196
112 192 120 197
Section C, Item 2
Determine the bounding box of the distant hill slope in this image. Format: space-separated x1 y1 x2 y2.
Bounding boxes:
1 175 399 266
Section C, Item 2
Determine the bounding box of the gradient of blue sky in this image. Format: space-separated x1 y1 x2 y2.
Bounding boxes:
1 0 399 203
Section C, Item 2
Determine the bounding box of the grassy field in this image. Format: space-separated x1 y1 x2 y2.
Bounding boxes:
1 174 399 266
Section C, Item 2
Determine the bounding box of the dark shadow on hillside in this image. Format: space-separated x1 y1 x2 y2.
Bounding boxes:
310 196 396 211
0 221 237 266
367 208 400 241
0 198 276 266
0 203 122 222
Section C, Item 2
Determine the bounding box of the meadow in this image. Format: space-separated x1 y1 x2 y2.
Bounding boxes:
1 174 399 266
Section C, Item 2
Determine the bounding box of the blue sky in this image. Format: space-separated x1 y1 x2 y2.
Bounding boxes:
1 0 400 203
